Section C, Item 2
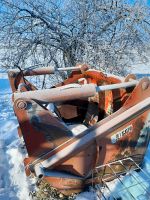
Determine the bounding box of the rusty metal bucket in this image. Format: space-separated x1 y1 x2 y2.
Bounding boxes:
8 65 150 195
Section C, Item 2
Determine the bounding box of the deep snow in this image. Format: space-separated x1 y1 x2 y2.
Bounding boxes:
1 73 150 200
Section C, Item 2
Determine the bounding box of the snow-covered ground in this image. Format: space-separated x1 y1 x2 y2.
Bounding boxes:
0 77 35 200
1 72 150 200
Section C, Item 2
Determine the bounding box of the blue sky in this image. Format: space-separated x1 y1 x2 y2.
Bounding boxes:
147 0 150 5
128 0 150 5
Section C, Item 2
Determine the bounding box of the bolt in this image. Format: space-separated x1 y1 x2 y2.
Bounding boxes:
142 82 149 90
16 99 27 110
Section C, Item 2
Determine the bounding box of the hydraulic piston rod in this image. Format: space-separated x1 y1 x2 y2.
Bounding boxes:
14 81 138 103
8 66 82 77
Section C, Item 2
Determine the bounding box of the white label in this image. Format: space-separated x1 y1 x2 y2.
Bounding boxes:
111 125 133 144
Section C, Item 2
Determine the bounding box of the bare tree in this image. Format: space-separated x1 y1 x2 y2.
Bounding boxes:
0 0 150 75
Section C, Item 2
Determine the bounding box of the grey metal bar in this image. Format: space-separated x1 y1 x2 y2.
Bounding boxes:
129 157 150 179
120 160 150 195
107 164 136 199
95 157 150 199
96 80 138 92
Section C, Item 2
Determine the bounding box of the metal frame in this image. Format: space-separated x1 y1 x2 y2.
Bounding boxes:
94 157 150 199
